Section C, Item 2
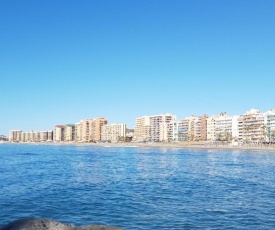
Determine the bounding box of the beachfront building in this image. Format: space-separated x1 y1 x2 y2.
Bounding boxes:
207 116 217 141
64 124 76 142
214 113 233 142
207 113 234 142
80 117 108 142
134 116 150 142
80 119 91 142
265 109 275 142
101 123 126 142
94 118 108 141
39 131 48 142
232 115 243 142
200 114 208 141
9 130 53 142
54 125 65 142
167 119 189 141
242 109 265 143
186 116 201 141
28 132 34 142
9 130 22 142
47 131 53 141
149 113 177 142
134 113 176 142
75 123 82 142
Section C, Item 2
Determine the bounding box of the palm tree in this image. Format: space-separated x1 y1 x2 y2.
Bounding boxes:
244 125 251 143
270 130 275 142
178 131 184 141
261 125 267 142
225 132 232 143
215 133 222 141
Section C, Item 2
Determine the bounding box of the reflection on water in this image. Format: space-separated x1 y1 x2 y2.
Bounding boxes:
1 144 275 229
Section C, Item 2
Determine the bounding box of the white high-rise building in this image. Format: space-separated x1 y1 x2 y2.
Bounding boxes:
101 124 126 142
134 113 176 142
149 113 177 142
242 109 265 142
168 119 189 141
207 113 233 141
232 115 243 141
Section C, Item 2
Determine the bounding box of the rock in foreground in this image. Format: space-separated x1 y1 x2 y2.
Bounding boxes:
0 219 122 230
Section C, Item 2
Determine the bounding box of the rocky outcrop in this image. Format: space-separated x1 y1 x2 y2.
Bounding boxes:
0 219 122 230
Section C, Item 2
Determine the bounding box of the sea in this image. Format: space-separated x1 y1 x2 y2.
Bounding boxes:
0 144 275 229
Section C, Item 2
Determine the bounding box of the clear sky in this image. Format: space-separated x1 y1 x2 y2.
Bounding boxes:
1 0 275 135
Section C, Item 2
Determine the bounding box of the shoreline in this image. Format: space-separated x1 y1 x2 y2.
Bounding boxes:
2 141 275 152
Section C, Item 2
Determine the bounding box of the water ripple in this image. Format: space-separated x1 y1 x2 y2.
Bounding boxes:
1 144 275 229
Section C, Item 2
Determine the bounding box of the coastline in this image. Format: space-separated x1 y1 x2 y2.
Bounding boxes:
2 141 275 152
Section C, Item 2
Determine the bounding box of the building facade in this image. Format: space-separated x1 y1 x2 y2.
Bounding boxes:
242 109 265 142
54 125 65 142
101 123 126 142
9 130 22 142
149 113 177 142
64 124 76 142
134 116 150 142
265 109 275 142
80 117 108 142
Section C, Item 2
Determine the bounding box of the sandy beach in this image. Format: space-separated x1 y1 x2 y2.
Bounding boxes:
3 141 275 152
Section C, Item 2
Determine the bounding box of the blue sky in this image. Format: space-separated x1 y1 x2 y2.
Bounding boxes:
1 0 275 135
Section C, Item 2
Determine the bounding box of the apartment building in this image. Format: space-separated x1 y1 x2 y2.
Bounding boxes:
206 113 233 141
168 119 189 141
101 123 126 142
232 115 243 141
39 131 48 142
214 113 233 141
9 130 22 142
134 116 150 142
9 130 53 142
75 123 82 142
134 113 176 142
47 131 53 141
149 113 176 142
80 119 91 142
207 116 217 141
242 109 265 142
265 109 275 142
186 116 201 141
200 114 208 141
54 125 65 142
94 118 108 141
80 117 108 142
64 124 75 142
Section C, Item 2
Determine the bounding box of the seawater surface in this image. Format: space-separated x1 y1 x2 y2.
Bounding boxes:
1 144 275 229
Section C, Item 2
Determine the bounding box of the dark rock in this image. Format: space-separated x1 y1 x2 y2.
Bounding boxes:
0 219 122 230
